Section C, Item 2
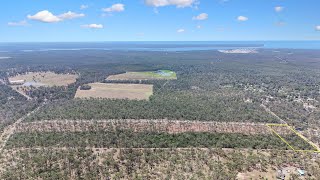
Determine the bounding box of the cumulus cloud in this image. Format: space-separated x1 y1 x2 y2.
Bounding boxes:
197 25 201 29
237 16 248 22
8 20 29 26
81 24 104 29
27 10 84 23
27 10 61 23
316 26 320 31
275 6 284 12
177 29 185 33
80 5 89 10
145 0 196 8
193 13 208 20
58 11 85 20
102 4 125 12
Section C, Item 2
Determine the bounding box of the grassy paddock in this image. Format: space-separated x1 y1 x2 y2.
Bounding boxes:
106 70 177 80
9 71 78 87
75 83 153 100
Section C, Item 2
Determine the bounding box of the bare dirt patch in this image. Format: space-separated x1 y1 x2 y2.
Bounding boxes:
74 83 153 100
237 168 276 180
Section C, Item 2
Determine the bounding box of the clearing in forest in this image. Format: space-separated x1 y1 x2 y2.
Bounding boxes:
75 83 153 100
267 124 320 152
106 70 177 81
9 72 78 87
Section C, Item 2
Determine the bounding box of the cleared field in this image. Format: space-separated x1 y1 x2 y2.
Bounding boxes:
106 70 177 80
16 120 286 136
75 83 153 100
9 72 78 87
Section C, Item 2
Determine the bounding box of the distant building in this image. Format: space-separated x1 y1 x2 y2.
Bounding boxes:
276 170 285 180
297 169 305 176
9 79 25 85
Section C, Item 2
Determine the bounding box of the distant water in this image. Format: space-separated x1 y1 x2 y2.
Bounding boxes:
0 41 320 52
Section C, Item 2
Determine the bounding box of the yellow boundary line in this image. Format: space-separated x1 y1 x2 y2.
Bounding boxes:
266 124 320 153
266 125 295 151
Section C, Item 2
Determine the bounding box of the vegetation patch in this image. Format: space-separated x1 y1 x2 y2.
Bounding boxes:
28 90 276 122
1 148 318 179
0 85 37 132
75 83 153 100
6 130 289 149
267 124 319 151
106 70 177 81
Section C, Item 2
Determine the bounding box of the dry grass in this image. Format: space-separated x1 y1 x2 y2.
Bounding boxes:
106 71 177 81
1 148 317 179
237 168 276 180
16 120 278 135
9 72 78 87
75 83 153 100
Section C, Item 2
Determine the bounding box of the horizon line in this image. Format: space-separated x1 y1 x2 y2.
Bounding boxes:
1 40 320 43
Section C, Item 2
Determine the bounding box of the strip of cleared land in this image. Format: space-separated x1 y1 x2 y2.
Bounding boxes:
16 119 288 135
106 70 177 80
75 83 153 100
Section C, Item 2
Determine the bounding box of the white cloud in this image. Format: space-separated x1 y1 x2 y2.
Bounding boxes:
316 26 320 31
196 25 201 29
237 16 248 22
177 29 185 33
193 13 208 21
8 20 29 26
58 11 85 20
81 24 104 29
80 5 89 10
27 10 61 23
102 4 125 12
145 0 196 8
27 10 84 23
275 6 284 12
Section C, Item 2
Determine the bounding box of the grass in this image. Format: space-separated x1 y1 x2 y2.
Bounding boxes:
106 70 177 80
9 72 78 87
75 83 153 100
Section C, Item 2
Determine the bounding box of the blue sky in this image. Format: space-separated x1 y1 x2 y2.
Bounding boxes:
1 0 320 42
